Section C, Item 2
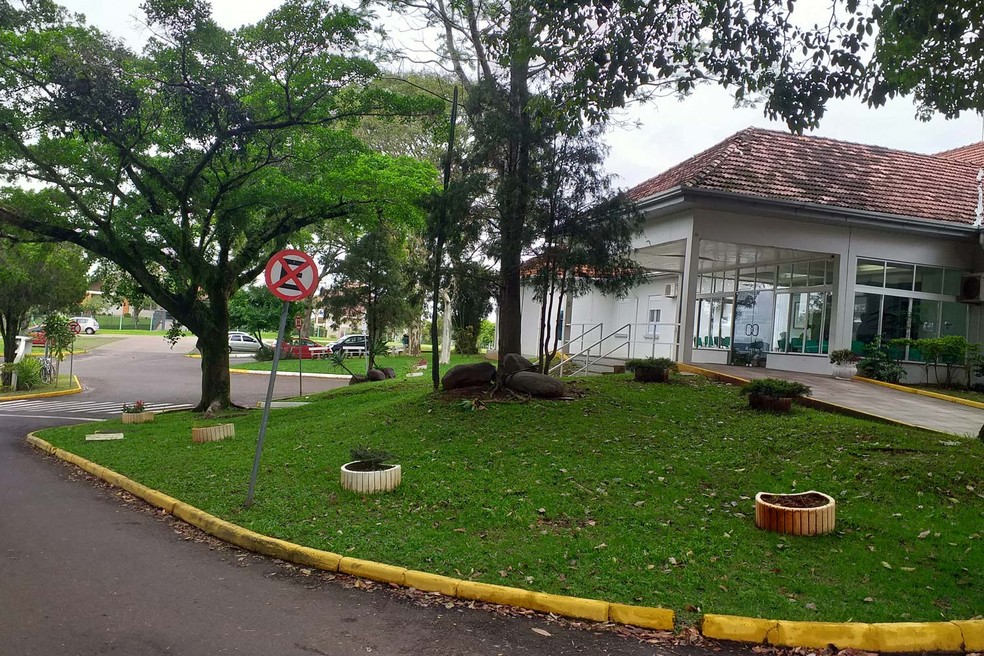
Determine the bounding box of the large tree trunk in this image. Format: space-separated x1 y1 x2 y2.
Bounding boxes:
193 296 233 412
0 314 20 388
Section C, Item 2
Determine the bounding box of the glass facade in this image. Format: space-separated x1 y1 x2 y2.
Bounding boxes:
852 258 968 361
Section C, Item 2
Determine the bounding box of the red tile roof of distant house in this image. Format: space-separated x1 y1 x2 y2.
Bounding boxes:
627 127 983 225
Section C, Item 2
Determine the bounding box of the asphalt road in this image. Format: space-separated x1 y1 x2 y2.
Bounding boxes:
0 336 744 656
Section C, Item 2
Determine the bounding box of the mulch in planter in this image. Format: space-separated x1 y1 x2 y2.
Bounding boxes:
759 492 830 508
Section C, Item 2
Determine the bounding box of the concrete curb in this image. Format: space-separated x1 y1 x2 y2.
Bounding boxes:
23 433 673 631
1 375 83 402
854 375 984 410
24 432 982 651
677 364 941 433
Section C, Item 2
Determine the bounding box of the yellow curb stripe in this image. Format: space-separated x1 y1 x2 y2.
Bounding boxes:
954 620 984 650
339 557 407 586
1 375 83 402
456 581 610 622
404 569 460 596
608 603 675 630
703 614 975 652
291 545 342 573
855 376 984 410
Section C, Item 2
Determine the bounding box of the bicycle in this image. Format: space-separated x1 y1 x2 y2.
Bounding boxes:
38 357 56 384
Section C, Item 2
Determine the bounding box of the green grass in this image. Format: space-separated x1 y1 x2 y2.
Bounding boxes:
36 373 983 625
233 353 481 379
1 373 75 398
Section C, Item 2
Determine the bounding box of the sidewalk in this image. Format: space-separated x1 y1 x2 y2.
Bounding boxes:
691 364 984 437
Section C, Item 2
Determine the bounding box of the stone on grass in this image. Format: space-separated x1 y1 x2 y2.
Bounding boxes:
505 371 567 398
367 369 387 382
381 367 396 379
442 362 496 390
500 353 535 378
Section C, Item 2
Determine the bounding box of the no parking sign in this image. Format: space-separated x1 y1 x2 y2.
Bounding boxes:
264 249 319 301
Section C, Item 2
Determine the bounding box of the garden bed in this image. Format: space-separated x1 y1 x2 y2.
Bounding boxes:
36 373 983 625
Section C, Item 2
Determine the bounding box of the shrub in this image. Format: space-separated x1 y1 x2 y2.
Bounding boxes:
253 345 275 361
624 357 678 372
2 359 42 391
829 349 859 365
122 400 146 413
856 336 906 383
741 378 811 399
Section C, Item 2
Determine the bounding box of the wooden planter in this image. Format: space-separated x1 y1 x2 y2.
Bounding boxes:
831 363 858 380
121 411 154 424
747 393 793 412
340 461 402 494
633 367 670 383
192 423 235 443
755 491 836 536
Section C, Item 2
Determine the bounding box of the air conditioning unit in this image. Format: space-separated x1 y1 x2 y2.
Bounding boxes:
959 273 984 303
664 283 678 298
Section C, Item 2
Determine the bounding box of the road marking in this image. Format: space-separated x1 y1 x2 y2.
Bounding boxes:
0 400 191 415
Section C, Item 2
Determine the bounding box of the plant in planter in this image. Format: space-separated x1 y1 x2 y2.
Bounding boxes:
624 357 678 383
741 378 811 412
121 399 154 424
829 349 860 380
340 445 401 494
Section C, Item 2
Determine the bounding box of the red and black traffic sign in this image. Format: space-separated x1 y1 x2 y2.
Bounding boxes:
264 249 319 302
68 320 81 335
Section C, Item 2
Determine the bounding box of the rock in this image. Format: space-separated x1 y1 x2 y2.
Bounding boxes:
500 353 535 378
442 362 496 390
381 367 396 379
505 371 567 398
348 375 368 385
367 368 387 382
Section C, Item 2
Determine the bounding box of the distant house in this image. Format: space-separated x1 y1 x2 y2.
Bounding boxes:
519 128 984 382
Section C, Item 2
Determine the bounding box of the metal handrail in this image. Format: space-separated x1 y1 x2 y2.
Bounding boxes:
550 323 632 377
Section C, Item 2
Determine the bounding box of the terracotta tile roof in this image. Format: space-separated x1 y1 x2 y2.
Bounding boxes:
627 127 982 225
935 141 984 166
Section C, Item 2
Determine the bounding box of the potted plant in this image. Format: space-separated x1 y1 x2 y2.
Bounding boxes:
741 378 811 412
340 446 401 494
829 349 860 380
624 357 678 383
121 400 154 424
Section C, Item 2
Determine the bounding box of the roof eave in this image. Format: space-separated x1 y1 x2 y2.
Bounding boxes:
633 187 979 238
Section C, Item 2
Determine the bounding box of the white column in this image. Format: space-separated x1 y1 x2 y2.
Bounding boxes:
678 233 701 363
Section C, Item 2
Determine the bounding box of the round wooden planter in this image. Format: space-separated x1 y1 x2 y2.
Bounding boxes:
121 411 154 424
192 423 235 443
747 393 793 412
340 461 402 494
755 491 836 536
633 367 670 383
831 363 858 380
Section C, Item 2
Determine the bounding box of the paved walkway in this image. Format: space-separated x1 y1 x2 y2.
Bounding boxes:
692 364 984 437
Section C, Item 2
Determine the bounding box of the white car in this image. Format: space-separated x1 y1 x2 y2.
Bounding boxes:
70 316 100 334
228 331 263 352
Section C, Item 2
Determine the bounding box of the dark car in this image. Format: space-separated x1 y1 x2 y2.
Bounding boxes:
328 334 367 355
280 337 324 359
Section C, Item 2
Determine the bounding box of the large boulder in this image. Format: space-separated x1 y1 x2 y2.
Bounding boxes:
367 368 387 382
442 362 496 390
499 353 535 378
505 371 567 398
380 367 397 379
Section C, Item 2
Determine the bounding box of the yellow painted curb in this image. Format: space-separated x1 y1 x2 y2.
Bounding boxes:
291 545 342 572
339 557 407 586
0 375 83 402
456 581 610 622
609 603 675 631
855 376 984 410
404 569 461 596
703 614 977 652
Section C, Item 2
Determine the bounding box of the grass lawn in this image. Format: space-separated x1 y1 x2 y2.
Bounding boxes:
232 353 481 379
908 384 984 405
36 373 982 625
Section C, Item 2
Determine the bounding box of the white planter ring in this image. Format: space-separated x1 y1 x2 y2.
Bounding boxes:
340 462 402 494
755 491 836 536
192 423 235 443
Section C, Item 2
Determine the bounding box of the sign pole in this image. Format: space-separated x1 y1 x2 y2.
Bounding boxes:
295 315 304 398
245 300 290 508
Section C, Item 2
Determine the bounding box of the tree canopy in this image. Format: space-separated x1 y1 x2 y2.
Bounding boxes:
0 0 439 409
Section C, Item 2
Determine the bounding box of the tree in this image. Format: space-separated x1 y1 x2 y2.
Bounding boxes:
0 240 86 386
228 285 302 345
95 262 154 329
450 261 495 355
524 127 646 373
386 0 874 362
0 0 438 409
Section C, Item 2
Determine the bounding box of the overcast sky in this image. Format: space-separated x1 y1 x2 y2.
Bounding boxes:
60 0 984 190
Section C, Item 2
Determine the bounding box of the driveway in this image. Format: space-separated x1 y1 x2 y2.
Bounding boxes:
1 335 738 656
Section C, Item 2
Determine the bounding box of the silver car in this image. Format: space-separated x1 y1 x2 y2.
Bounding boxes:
228 331 263 352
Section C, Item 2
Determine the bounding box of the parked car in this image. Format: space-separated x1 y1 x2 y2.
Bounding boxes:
228 331 263 353
27 325 45 346
70 316 100 334
280 337 324 359
329 334 368 355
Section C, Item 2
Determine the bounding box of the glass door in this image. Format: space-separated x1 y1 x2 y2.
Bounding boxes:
731 272 776 366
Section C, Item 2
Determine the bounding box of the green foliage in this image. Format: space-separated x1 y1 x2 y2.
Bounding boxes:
907 335 979 389
857 336 907 384
41 313 73 362
741 378 811 399
229 286 299 344
452 326 478 355
624 357 678 372
477 319 496 350
1 358 42 391
829 349 859 365
349 445 395 470
253 345 276 362
122 400 147 414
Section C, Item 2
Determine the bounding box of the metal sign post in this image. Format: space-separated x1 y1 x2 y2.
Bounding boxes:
67 320 81 389
245 249 319 508
295 315 304 397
